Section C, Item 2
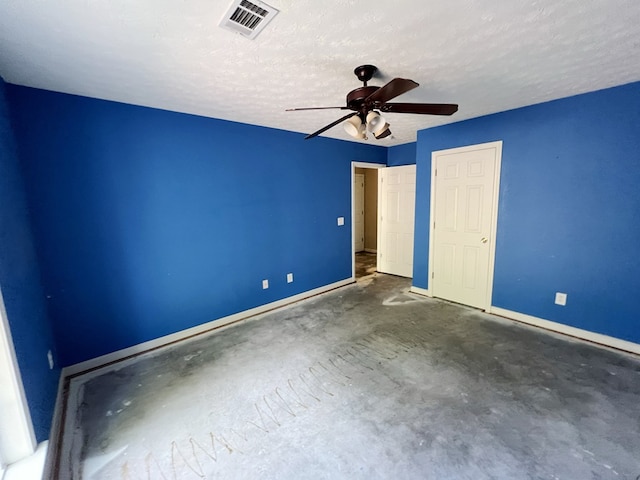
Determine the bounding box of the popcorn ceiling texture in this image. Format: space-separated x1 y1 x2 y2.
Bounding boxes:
1 0 639 145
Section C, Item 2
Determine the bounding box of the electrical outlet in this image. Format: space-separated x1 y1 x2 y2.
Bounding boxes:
47 350 54 370
262 279 269 289
287 273 294 283
555 292 567 306
337 217 345 226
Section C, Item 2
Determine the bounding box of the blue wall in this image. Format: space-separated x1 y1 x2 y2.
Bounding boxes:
387 142 416 166
7 85 386 367
413 81 640 344
0 78 59 442
4 78 639 443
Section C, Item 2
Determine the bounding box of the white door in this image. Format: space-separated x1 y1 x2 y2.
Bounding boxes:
430 142 502 310
353 174 365 252
378 165 416 278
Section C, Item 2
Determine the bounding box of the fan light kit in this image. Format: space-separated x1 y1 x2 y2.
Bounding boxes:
287 65 458 140
344 116 366 139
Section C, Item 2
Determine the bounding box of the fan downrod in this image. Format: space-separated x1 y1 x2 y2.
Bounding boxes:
354 65 377 86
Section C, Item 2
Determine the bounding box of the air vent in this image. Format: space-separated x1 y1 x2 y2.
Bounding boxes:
219 0 279 40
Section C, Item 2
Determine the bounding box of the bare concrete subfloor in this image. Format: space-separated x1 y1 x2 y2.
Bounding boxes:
58 275 640 479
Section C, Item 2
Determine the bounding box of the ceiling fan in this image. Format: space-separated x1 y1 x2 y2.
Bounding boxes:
286 65 458 140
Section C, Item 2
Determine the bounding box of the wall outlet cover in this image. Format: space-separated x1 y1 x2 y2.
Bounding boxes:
287 273 293 283
337 217 345 226
262 279 269 289
47 350 54 370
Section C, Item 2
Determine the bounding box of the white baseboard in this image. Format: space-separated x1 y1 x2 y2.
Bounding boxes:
4 441 48 480
489 306 640 356
64 278 355 377
409 286 431 297
364 248 377 254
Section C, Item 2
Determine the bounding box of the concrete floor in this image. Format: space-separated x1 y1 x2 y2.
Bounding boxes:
57 274 640 479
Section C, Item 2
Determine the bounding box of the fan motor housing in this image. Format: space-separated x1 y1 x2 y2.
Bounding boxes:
346 86 379 110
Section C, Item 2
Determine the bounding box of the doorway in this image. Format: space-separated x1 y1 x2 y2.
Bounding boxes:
352 163 384 280
428 141 502 310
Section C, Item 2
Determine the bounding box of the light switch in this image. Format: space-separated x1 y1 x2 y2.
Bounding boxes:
555 292 567 306
287 273 293 283
337 217 345 226
262 279 269 289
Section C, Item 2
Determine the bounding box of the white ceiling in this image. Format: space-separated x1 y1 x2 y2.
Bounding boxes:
1 0 639 146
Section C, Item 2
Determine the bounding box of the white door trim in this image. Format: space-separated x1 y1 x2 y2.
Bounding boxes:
353 173 365 252
0 288 37 465
351 162 386 279
427 141 503 310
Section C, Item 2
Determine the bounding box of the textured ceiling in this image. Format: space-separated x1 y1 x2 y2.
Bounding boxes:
1 0 640 146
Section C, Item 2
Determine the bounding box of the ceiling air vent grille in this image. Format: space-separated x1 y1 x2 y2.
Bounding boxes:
219 0 279 40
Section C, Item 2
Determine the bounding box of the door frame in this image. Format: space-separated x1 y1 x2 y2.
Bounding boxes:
427 141 503 310
351 162 386 280
0 287 37 465
353 173 365 253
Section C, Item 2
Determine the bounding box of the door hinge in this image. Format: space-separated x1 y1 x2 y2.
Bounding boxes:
435 169 437 176
433 221 435 229
432 272 434 279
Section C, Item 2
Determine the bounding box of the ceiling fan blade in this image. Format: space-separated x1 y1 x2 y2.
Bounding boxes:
304 111 359 140
286 106 348 111
378 103 459 115
365 78 419 104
